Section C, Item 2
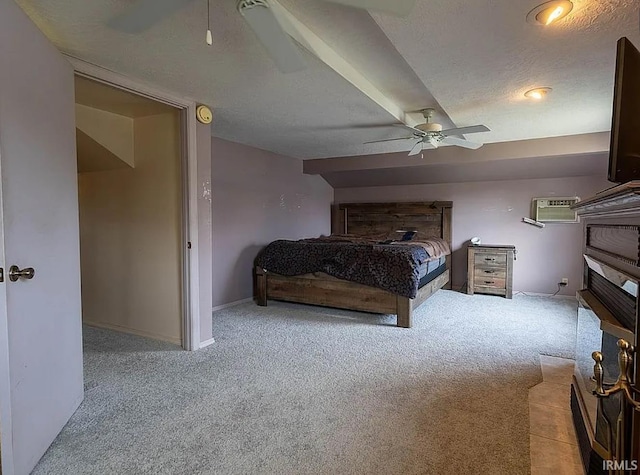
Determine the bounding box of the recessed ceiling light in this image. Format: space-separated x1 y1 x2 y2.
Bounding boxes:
526 1 573 26
525 87 553 100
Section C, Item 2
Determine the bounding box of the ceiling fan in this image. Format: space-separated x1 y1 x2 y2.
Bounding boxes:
107 0 418 73
365 109 491 156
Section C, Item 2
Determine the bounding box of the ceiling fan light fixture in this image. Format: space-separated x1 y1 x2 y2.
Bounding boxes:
526 1 573 26
377 109 489 155
524 87 552 100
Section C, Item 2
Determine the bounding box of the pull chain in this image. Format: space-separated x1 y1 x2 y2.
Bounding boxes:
206 0 212 45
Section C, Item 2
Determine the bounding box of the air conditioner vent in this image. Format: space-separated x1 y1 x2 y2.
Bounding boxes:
532 197 580 223
547 199 575 206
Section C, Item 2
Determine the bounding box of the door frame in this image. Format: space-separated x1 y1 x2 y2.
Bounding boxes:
0 199 15 474
67 55 202 351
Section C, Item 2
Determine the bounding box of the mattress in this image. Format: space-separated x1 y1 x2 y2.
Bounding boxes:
417 256 446 280
418 257 447 289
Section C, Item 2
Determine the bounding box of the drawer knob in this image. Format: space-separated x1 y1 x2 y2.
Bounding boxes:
484 258 496 261
484 270 495 274
484 280 494 284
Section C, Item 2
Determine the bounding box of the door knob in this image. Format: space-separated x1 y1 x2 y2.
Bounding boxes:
9 265 35 282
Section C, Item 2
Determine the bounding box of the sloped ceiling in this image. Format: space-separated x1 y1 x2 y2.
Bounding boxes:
304 131 610 187
321 153 608 188
76 104 135 167
76 129 132 173
74 76 175 172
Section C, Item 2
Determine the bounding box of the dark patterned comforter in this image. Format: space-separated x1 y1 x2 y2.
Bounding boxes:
255 237 441 298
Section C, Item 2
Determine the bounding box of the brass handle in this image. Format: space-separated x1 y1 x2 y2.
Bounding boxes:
9 265 35 282
592 340 639 404
591 341 640 468
592 351 604 395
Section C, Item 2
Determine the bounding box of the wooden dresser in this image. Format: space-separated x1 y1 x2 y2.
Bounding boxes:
467 245 515 299
571 181 640 475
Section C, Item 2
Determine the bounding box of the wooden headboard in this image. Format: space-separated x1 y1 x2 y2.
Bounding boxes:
331 201 453 244
331 202 453 290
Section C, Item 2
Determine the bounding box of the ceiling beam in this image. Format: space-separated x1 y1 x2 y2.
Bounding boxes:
303 132 611 174
271 0 423 128
322 153 608 188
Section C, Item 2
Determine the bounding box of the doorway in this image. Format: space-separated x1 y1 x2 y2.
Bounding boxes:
74 76 185 344
68 56 208 352
0 4 210 472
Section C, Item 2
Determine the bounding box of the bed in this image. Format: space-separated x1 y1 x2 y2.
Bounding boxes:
254 201 452 328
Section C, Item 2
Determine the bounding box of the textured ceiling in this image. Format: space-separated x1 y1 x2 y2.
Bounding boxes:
372 0 640 145
16 0 640 160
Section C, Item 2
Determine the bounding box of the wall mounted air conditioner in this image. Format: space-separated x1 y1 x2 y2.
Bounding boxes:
532 197 580 223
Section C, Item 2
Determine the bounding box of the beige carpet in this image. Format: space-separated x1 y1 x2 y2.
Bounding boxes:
33 291 576 474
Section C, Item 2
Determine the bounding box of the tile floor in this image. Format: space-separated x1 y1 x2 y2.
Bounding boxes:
529 355 584 475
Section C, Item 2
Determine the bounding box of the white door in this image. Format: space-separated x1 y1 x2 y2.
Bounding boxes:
0 2 84 474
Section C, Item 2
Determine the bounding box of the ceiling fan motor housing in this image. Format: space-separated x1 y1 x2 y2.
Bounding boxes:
416 122 443 133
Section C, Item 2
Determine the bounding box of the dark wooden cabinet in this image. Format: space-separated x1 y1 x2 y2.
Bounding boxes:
466 245 515 299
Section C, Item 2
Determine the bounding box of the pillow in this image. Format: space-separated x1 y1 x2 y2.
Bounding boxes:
385 229 417 242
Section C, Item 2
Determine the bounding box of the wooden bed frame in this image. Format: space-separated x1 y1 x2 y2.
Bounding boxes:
255 201 453 328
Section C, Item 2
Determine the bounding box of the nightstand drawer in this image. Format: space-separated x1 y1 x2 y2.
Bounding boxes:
474 276 506 289
467 245 515 299
473 286 507 296
474 267 506 280
474 252 507 267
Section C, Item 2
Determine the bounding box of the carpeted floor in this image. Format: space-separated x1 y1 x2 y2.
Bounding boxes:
33 291 576 475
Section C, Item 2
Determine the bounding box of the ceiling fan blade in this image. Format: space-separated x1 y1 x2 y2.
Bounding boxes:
108 0 196 33
441 137 484 150
364 137 415 144
441 125 490 137
395 123 426 136
321 0 418 16
408 142 423 156
316 124 397 131
424 141 437 150
238 0 307 74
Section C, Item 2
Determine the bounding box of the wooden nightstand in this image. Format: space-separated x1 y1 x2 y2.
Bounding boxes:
467 245 515 299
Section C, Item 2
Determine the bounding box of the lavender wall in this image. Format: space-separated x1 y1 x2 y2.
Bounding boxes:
196 122 213 343
211 138 333 307
335 175 610 296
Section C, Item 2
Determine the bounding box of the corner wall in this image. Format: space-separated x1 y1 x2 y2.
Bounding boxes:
335 175 610 296
211 137 333 308
78 111 183 343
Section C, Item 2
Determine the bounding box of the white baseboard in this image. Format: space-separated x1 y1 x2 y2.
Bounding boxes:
513 291 576 300
83 320 182 346
450 284 576 300
199 337 216 349
212 297 253 312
